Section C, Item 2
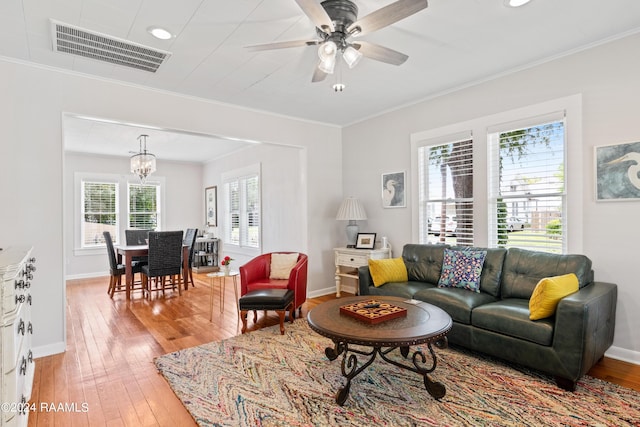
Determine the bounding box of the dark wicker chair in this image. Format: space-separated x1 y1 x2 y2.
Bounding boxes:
183 228 198 287
142 231 184 297
103 231 144 298
125 229 150 265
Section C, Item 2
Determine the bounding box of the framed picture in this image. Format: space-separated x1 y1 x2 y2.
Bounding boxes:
205 186 217 226
595 141 640 201
355 233 376 249
382 171 406 208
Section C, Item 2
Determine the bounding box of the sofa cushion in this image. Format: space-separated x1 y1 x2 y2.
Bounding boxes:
414 287 497 325
529 273 579 320
456 247 506 297
438 248 487 292
402 244 449 283
472 299 554 346
368 257 408 287
367 281 428 299
501 248 593 300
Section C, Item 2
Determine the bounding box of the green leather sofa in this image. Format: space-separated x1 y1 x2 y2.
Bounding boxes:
358 243 618 390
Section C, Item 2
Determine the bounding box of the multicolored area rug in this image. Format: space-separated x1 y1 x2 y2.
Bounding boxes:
154 320 639 426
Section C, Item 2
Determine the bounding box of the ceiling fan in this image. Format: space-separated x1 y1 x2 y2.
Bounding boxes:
246 0 428 83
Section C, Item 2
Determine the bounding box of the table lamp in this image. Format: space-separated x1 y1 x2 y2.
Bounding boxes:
336 197 367 248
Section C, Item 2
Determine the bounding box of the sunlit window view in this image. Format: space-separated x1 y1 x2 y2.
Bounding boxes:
225 173 260 249
489 120 566 253
81 181 118 247
419 139 474 247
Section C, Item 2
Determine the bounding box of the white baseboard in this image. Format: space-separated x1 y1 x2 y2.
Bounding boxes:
307 284 357 299
605 345 640 365
66 271 108 281
32 342 66 359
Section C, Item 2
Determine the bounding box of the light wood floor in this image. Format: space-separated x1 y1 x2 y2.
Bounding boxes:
28 273 640 426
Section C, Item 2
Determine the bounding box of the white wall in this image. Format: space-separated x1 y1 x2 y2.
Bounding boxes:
342 33 640 362
63 152 203 278
203 143 306 267
0 58 342 357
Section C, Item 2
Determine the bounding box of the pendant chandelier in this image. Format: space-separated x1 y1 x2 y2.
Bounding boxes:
130 134 156 182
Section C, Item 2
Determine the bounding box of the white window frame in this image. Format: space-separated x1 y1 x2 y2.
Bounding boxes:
80 179 119 248
411 94 583 253
127 181 162 230
416 131 475 246
74 172 166 255
222 163 261 254
487 112 567 253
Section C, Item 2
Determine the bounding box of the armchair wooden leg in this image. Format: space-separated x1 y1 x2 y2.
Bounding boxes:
277 311 286 335
240 310 248 333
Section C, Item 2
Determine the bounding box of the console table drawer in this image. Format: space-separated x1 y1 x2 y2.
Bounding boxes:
336 253 369 267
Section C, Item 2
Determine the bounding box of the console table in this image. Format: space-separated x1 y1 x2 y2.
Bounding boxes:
333 247 390 297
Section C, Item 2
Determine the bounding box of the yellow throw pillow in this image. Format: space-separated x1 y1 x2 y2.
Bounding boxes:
269 253 299 279
529 273 579 320
369 257 408 287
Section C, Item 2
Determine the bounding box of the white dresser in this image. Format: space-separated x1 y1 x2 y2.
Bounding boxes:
0 247 35 427
334 247 391 297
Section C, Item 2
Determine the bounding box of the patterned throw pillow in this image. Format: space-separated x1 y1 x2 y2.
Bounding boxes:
437 249 487 293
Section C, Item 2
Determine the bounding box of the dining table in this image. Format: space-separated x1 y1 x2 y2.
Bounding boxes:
116 244 190 299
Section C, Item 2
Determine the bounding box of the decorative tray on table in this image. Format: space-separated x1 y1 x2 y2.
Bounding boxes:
339 299 407 324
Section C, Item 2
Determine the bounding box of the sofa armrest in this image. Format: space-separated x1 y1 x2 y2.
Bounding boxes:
552 281 617 379
358 265 374 295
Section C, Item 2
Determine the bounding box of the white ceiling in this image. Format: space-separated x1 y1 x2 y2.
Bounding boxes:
3 0 640 162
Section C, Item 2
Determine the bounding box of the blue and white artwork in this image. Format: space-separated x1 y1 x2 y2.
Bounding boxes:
596 141 640 201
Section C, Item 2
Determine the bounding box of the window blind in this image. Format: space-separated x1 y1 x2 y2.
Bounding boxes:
128 183 160 230
81 181 118 247
418 138 474 246
488 118 566 253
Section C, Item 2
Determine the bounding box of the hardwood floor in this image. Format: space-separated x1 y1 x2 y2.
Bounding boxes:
28 273 639 426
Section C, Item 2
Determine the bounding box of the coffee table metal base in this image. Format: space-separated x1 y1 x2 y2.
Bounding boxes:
325 338 448 406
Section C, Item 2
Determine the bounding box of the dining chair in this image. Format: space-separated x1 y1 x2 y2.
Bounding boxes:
142 230 184 297
103 231 144 298
183 228 198 288
125 229 150 265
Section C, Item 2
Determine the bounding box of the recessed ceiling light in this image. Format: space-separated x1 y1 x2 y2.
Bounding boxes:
504 0 532 7
147 26 173 40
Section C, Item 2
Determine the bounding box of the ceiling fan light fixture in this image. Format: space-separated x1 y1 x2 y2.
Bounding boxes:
318 40 337 61
342 45 362 69
318 55 336 74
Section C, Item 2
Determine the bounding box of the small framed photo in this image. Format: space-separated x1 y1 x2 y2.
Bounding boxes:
595 141 640 201
205 186 217 226
382 171 406 208
355 233 376 249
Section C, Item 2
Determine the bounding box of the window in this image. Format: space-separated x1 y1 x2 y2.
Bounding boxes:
128 182 160 230
81 181 118 247
224 166 261 249
76 173 165 253
488 114 566 253
418 136 474 246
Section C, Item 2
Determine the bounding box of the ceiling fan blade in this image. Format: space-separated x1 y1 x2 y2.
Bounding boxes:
347 0 428 37
245 39 320 51
294 0 335 34
311 63 328 82
353 41 408 66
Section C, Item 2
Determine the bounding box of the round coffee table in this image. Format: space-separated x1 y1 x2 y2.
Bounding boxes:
307 296 452 406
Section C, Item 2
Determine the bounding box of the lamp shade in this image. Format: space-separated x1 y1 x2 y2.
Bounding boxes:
336 197 367 221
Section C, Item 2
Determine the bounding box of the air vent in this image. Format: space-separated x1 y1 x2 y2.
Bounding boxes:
50 19 171 73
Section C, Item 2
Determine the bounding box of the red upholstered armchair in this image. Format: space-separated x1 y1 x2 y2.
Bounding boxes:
239 252 308 316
